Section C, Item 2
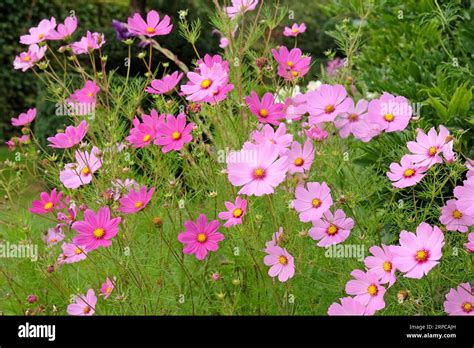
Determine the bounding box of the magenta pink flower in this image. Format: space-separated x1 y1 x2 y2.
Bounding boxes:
367 92 412 132
67 289 97 316
20 17 56 44
334 98 368 138
43 225 65 246
68 80 100 104
227 142 288 196
155 113 194 153
305 84 351 124
58 242 88 264
126 110 163 149
60 146 102 189
328 297 368 316
225 0 259 19
444 283 473 316
454 177 474 217
127 10 172 37
305 124 328 142
387 155 427 188
309 209 354 247
271 46 311 80
251 123 293 155
57 205 78 225
100 277 115 299
263 245 295 282
283 23 306 37
286 140 314 174
13 44 47 71
405 125 451 168
47 120 88 149
72 206 121 251
465 233 474 252
293 181 333 222
392 222 444 279
218 196 247 228
118 185 155 214
30 188 62 215
146 71 183 94
70 31 105 55
352 119 383 142
245 91 285 125
11 108 36 127
48 16 77 40
364 244 397 287
440 199 474 233
177 214 224 260
345 269 386 315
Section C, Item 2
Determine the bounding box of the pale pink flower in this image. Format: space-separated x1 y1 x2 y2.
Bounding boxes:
440 199 474 233
305 124 328 142
43 225 65 246
13 44 47 72
392 223 444 279
20 17 56 45
309 209 354 247
11 108 36 127
111 179 140 200
293 181 333 222
251 123 293 155
263 245 295 282
245 91 285 125
48 16 77 40
67 289 97 316
283 23 306 37
177 214 224 260
345 269 386 315
405 125 451 168
118 185 155 214
58 242 88 264
59 146 102 189
264 227 284 252
127 10 172 37
442 139 456 163
367 92 412 132
271 46 311 80
218 196 247 228
465 159 474 178
465 233 474 252
328 296 368 316
444 283 473 316
286 140 314 174
70 31 105 55
352 119 383 142
225 0 259 19
387 155 427 188
47 120 88 149
305 84 351 124
364 245 396 287
453 177 474 217
29 188 62 215
100 277 115 299
334 99 368 138
155 113 194 153
146 71 183 94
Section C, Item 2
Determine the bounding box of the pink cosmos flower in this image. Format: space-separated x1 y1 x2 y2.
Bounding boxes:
13 44 47 72
127 10 172 37
245 91 285 125
72 206 121 251
47 120 88 149
392 222 444 279
405 126 451 168
70 31 105 55
146 71 183 94
59 146 102 189
20 17 56 45
177 214 224 260
58 242 88 264
367 92 412 132
328 296 368 316
293 181 333 222
326 57 345 76
57 205 78 225
43 225 65 246
305 124 328 142
364 244 397 287
304 84 351 124
264 227 285 252
251 123 293 155
334 99 368 138
225 0 259 19
47 16 77 40
30 188 63 215
309 209 354 247
11 108 36 127
67 289 97 316
465 233 474 252
345 269 386 315
453 177 474 217
387 155 427 188
283 95 307 121
126 110 163 149
352 119 383 142
68 80 100 104
444 283 473 316
118 185 155 214
155 113 194 153
227 142 288 196
465 159 474 179
283 23 306 37
271 46 311 80
218 196 247 228
440 199 474 233
442 139 456 163
286 140 314 174
263 245 295 282
100 277 115 299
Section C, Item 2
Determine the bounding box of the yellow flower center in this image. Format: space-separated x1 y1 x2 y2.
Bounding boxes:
463 302 472 313
383 113 394 122
171 131 181 140
43 202 54 211
87 92 93 97
294 157 304 166
278 255 288 265
50 238 57 243
81 166 91 176
197 233 207 243
134 201 143 209
75 247 83 255
106 286 112 293
325 104 335 114
23 55 31 62
327 224 338 235
146 27 154 34
200 79 211 89
291 28 299 33
403 168 415 177
254 168 265 178
383 261 392 272
259 108 268 117
38 33 44 39
143 134 151 142
367 284 378 296
452 210 462 219
415 249 428 262
312 198 321 208
349 113 358 121
93 228 105 239
428 146 437 156
83 306 91 314
232 208 243 218
287 61 294 67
